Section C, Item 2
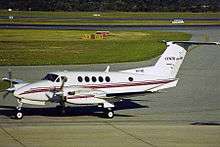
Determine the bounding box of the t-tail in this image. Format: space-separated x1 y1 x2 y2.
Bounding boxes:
121 41 220 79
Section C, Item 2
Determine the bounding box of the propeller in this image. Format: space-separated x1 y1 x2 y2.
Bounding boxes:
1 69 15 99
59 76 67 105
60 77 67 91
2 91 10 99
46 76 67 104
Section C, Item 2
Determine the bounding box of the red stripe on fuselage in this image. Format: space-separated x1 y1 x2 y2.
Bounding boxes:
19 79 174 95
83 79 173 89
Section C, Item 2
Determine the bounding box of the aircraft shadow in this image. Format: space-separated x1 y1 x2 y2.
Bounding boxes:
0 99 148 118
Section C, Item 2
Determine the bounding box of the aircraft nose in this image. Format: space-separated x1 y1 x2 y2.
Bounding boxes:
14 87 26 98
13 83 32 98
13 80 53 101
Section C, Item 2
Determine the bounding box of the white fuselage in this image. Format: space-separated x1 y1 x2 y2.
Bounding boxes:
14 71 176 103
57 71 173 93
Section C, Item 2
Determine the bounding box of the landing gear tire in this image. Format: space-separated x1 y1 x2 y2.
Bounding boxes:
105 109 114 119
15 111 23 119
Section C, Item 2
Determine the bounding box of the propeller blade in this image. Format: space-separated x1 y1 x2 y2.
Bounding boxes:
3 91 10 99
7 69 13 88
1 86 16 99
0 89 5 92
45 92 53 99
46 77 67 103
60 77 67 91
61 77 67 102
8 69 12 80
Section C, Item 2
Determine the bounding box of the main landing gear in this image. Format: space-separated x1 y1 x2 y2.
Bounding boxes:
104 108 114 119
99 102 115 119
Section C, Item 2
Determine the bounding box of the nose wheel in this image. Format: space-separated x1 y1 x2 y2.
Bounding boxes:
14 100 23 119
15 111 23 119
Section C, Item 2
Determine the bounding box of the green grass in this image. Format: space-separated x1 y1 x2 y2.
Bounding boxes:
0 29 191 66
1 11 220 19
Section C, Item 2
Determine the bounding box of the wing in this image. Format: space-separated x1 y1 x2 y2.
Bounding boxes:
62 87 115 108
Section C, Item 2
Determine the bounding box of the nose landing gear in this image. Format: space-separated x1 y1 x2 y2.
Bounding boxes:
15 111 23 119
15 100 23 119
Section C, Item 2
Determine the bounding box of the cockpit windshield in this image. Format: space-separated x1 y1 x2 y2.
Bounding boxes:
42 74 58 82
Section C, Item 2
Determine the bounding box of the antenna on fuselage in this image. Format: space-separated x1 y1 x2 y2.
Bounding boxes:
105 65 110 73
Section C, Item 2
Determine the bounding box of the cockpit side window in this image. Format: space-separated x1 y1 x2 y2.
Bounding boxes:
42 74 59 82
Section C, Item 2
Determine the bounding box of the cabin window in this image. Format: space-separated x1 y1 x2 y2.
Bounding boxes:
98 76 103 82
128 77 133 82
105 76 110 82
78 76 83 82
92 76 97 82
85 76 90 82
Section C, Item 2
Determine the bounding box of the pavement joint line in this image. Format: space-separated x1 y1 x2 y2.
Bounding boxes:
105 122 157 147
0 124 26 147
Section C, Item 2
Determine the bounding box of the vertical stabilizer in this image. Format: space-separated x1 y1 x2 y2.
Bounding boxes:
152 42 187 78
121 41 219 79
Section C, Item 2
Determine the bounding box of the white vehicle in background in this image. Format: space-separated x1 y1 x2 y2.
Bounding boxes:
172 19 184 24
1 41 219 119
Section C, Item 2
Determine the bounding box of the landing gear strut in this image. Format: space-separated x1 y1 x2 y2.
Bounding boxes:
15 100 23 119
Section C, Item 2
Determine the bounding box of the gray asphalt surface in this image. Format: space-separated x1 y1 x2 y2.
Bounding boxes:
0 27 220 147
1 24 220 30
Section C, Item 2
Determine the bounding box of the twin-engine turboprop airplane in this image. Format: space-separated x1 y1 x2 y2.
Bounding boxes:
1 41 219 119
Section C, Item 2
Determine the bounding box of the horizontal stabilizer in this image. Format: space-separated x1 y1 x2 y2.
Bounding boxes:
170 41 220 45
166 41 220 50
